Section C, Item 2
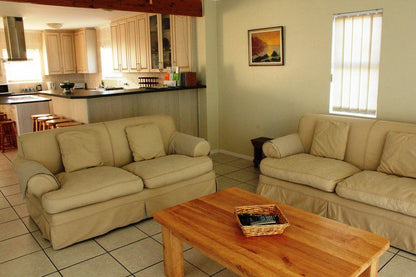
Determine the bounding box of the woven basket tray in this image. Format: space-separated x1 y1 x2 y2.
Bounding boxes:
234 204 290 237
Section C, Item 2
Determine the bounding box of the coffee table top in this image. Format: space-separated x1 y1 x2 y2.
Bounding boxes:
154 187 389 277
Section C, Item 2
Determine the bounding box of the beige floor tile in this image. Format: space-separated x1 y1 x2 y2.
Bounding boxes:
32 230 52 249
0 168 17 179
237 183 256 193
3 150 18 161
95 226 147 251
245 177 259 187
0 234 41 263
0 219 28 241
184 248 224 275
216 176 243 191
398 251 416 262
0 250 56 277
0 175 18 187
0 184 21 196
60 254 130 277
210 153 239 164
0 195 10 209
379 251 395 270
135 218 161 236
388 246 400 254
212 269 240 277
44 272 60 277
22 216 39 232
152 233 192 251
45 239 105 269
0 207 18 223
135 260 208 277
226 159 253 169
111 238 163 273
379 255 416 276
6 193 25 206
213 164 239 176
224 170 259 183
14 203 29 217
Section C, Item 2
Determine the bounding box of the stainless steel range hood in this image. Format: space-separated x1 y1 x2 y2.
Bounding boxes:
3 17 27 61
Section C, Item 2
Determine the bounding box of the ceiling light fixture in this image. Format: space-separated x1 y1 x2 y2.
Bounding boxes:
46 23 63 29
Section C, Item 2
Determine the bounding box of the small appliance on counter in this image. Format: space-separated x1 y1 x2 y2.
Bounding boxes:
74 82 87 90
0 84 11 96
60 82 75 94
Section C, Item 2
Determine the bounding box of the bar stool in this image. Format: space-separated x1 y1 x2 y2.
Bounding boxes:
56 121 84 128
45 118 74 129
0 113 8 121
31 114 52 132
36 115 60 132
0 120 17 152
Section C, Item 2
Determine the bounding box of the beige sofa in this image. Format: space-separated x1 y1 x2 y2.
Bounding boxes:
13 115 216 249
257 113 416 254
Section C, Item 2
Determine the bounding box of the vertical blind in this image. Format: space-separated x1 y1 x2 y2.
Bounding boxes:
330 10 383 117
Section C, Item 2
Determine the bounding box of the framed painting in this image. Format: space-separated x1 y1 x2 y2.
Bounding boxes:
248 26 284 66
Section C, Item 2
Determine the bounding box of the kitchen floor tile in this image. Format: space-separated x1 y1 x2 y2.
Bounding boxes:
0 234 41 263
22 216 39 232
379 255 416 276
0 194 10 209
3 150 17 161
184 248 224 275
32 230 52 249
95 226 147 251
60 253 130 277
0 250 56 277
135 260 208 277
151 233 192 251
224 170 259 183
6 193 25 206
45 239 105 269
111 238 163 273
379 251 395 270
213 164 240 176
44 272 60 277
0 219 28 241
388 246 400 254
0 175 18 187
212 269 240 277
226 158 253 169
13 203 29 217
0 207 18 223
0 184 21 196
135 218 161 236
210 153 239 164
398 251 416 262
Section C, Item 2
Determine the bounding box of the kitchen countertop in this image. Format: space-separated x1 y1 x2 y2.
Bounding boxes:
36 85 206 99
0 95 51 105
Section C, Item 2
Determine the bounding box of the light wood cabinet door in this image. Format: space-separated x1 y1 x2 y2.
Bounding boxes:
126 16 139 72
43 32 62 74
137 14 150 72
60 33 76 74
74 30 87 73
118 19 129 72
172 16 192 72
111 22 120 71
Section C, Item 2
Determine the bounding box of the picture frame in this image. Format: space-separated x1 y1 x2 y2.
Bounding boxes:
248 26 284 66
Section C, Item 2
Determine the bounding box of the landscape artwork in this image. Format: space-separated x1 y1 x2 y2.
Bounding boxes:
248 26 284 66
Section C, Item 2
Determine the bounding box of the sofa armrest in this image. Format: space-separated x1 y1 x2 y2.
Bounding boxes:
168 132 210 157
263 133 304 159
13 156 60 198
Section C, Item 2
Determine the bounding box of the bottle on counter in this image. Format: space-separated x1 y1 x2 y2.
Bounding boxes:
100 80 105 88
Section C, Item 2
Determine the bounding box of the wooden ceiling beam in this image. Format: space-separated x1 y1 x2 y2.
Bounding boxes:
3 0 203 17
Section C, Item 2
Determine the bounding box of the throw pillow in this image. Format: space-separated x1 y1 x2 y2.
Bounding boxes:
377 131 416 178
57 131 103 173
125 123 166 161
310 120 350 160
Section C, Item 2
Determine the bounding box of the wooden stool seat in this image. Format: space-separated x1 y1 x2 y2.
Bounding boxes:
56 122 84 128
45 118 74 129
0 113 8 121
0 120 17 152
31 113 52 132
36 115 60 131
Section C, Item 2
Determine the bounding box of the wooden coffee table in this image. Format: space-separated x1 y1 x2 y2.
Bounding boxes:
154 187 389 277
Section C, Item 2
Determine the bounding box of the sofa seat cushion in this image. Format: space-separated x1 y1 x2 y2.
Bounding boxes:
260 153 360 192
43 166 143 214
122 155 213 189
336 171 416 217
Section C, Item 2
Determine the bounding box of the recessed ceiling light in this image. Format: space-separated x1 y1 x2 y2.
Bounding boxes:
46 23 63 29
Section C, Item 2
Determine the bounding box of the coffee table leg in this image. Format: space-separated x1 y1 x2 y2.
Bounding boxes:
359 259 379 277
162 226 184 277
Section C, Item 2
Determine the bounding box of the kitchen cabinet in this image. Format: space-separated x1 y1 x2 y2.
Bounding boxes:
149 14 172 72
172 15 192 72
74 29 98 74
43 31 76 75
111 19 129 72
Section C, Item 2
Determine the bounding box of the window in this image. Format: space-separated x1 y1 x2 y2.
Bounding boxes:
100 47 122 79
2 49 42 83
329 10 383 118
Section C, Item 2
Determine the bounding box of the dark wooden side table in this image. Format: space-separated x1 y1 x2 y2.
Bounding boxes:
251 137 272 168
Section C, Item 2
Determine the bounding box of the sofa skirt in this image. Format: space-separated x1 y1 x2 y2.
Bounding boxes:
257 174 416 254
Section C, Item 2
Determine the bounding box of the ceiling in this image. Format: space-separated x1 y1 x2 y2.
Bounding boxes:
0 1 138 30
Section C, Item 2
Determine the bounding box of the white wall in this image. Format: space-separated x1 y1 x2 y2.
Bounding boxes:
213 0 416 156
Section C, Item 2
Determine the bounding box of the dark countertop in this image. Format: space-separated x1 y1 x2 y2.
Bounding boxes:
0 95 51 105
36 85 206 99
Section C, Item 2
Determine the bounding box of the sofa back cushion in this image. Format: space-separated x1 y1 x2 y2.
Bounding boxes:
298 114 376 169
104 115 176 167
17 123 114 174
125 123 166 161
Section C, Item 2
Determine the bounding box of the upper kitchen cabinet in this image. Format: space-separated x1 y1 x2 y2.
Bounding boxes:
149 14 172 72
111 15 149 73
74 29 98 74
43 31 76 75
172 15 192 72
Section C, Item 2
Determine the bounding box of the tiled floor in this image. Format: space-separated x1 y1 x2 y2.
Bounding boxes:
0 151 415 276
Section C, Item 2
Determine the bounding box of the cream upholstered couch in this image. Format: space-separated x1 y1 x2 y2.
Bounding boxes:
13 115 216 249
257 113 416 254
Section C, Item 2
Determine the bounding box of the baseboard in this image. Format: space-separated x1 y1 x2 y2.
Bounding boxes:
218 149 253 161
